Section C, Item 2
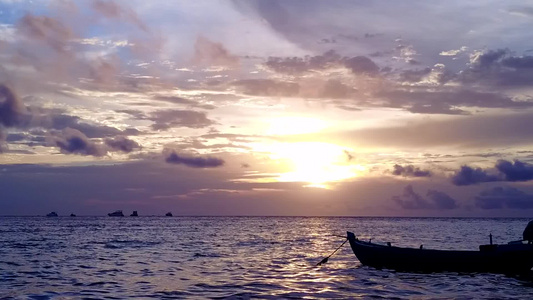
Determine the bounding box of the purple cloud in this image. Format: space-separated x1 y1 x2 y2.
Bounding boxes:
164 150 225 168
392 164 431 177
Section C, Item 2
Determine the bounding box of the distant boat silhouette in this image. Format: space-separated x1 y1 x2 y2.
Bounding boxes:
70 213 76 217
130 211 138 217
46 212 58 217
108 210 124 217
165 212 173 217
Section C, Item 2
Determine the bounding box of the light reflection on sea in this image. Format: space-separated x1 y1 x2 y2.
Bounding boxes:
1 217 533 299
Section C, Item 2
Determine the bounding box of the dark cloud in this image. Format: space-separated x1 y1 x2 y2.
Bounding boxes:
264 50 379 76
392 164 431 177
119 109 215 131
476 186 533 209
460 49 533 87
92 0 148 32
451 165 501 186
164 150 225 168
51 128 107 156
344 150 353 162
6 131 46 147
470 49 508 69
501 56 533 69
495 159 533 182
193 36 239 67
17 13 74 52
47 113 136 138
233 79 299 97
399 68 432 83
319 79 357 99
426 189 459 210
0 128 6 153
154 95 198 106
233 78 356 100
0 84 28 128
451 160 533 186
343 56 379 75
375 88 533 115
105 136 140 153
393 185 458 210
149 110 215 130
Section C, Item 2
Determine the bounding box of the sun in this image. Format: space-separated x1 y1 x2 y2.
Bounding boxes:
262 142 363 188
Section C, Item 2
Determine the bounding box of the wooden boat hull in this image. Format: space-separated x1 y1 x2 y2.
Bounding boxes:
347 232 533 274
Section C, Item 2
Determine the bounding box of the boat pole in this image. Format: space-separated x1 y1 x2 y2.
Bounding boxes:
316 238 348 266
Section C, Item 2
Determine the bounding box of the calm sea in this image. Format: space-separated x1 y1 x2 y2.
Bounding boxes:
1 217 533 299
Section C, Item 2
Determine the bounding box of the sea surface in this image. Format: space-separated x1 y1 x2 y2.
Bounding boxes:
1 217 533 299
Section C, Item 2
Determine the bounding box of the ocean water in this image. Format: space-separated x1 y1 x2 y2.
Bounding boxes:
1 217 533 299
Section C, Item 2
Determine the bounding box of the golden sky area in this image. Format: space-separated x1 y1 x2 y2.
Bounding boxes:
1 0 533 216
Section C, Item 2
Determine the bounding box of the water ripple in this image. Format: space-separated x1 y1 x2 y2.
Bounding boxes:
1 217 533 298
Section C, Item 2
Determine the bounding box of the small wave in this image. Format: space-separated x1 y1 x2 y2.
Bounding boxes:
104 240 161 249
193 252 222 258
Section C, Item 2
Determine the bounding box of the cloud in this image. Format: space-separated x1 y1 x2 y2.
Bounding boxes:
0 84 28 127
392 185 458 210
495 159 533 182
233 79 299 97
426 189 459 210
51 127 107 156
264 50 379 76
476 186 533 209
46 112 138 138
399 68 432 82
91 0 148 32
149 110 215 130
451 165 501 186
0 128 6 153
374 88 533 115
460 49 533 87
17 13 74 52
193 36 239 67
153 95 215 109
233 78 357 100
392 164 431 177
343 56 379 75
120 109 215 131
164 150 225 168
318 111 533 149
105 136 140 153
439 46 468 56
451 160 533 186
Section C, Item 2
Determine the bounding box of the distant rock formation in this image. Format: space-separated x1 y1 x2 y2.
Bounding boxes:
46 212 58 217
70 213 76 217
165 212 173 217
130 211 138 217
108 210 124 217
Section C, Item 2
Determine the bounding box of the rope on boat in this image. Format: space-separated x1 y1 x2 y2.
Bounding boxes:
316 238 348 266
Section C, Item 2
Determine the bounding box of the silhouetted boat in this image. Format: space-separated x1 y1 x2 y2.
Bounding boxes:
108 210 124 217
165 212 173 217
130 211 138 217
347 231 533 274
70 213 76 217
46 212 58 217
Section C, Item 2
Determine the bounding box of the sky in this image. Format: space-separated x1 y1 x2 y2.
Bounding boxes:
1 0 533 216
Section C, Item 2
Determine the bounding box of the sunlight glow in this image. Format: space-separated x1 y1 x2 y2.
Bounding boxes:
266 117 327 135
259 142 363 188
